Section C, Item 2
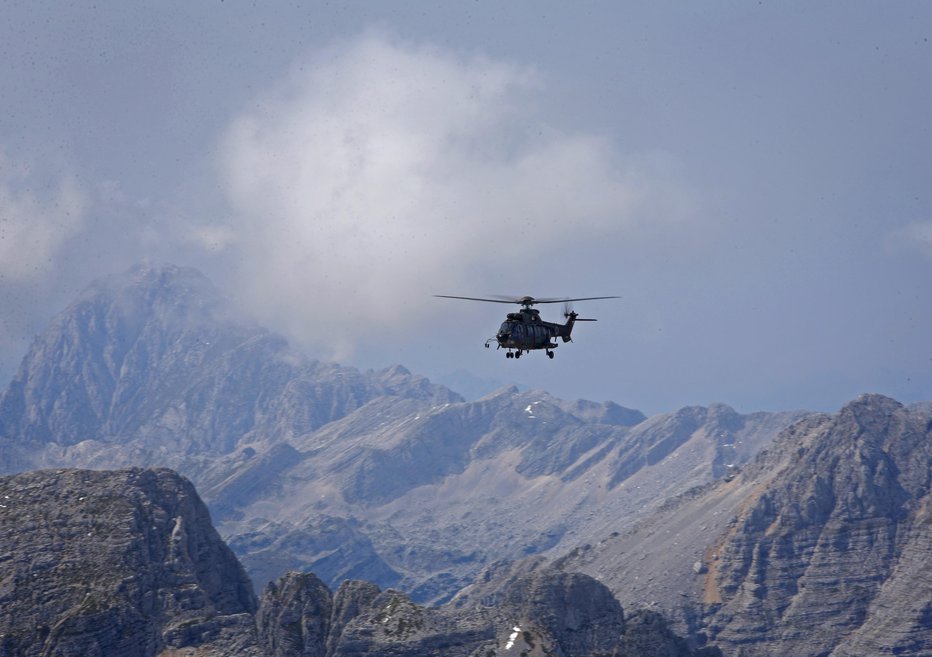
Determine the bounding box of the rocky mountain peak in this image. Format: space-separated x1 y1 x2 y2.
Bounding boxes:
836 392 906 443
0 263 461 466
700 395 932 656
0 262 261 448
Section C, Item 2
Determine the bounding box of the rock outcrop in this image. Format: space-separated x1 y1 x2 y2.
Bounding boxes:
0 468 259 656
560 394 932 656
257 572 333 657
705 394 932 656
257 561 711 657
0 467 702 657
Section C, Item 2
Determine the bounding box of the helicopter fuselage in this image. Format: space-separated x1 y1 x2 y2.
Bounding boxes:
487 308 576 359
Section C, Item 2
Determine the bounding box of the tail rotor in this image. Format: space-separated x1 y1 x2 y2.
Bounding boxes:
564 300 598 322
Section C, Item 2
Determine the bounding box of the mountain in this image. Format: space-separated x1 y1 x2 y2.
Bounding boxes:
559 394 932 656
0 263 459 470
0 467 711 657
0 263 804 607
213 388 803 603
0 467 259 656
3 263 928 654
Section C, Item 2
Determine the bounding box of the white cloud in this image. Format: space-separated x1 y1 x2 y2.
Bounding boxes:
886 220 932 260
183 224 238 254
218 31 682 358
0 154 86 282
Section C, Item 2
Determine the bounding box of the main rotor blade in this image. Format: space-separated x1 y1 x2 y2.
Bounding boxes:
434 294 619 306
533 296 620 304
433 295 521 304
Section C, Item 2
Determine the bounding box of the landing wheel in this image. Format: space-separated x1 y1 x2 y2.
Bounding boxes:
515 351 522 359
506 352 513 359
547 350 554 359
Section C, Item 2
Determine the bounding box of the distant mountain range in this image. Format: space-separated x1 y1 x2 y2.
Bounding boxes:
1 263 928 656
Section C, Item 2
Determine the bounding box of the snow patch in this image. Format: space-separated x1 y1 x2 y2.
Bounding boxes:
505 625 521 650
524 402 542 419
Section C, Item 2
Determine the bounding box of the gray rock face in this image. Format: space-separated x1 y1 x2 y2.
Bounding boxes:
705 394 932 657
231 515 403 597
258 572 333 657
561 394 932 657
213 386 798 601
0 465 705 657
257 560 708 657
0 467 259 657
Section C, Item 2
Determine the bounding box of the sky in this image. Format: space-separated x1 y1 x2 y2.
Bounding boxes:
1 1 930 415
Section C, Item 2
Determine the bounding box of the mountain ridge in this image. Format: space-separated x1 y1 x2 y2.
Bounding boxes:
558 393 932 656
0 466 713 657
3 263 928 654
0 263 802 606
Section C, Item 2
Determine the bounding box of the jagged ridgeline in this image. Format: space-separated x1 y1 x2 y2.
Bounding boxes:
560 394 932 657
0 467 710 657
0 263 803 608
2 263 931 656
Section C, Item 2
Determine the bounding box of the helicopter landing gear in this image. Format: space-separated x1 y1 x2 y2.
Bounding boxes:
546 350 554 359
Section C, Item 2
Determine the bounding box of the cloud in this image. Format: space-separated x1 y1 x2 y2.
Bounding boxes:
0 154 86 282
886 220 932 260
218 31 682 358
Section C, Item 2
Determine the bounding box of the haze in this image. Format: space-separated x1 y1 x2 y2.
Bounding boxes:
1 2 930 414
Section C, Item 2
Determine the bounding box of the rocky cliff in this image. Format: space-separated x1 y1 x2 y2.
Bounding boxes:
257 562 717 657
706 394 932 656
560 394 932 656
0 467 706 657
0 468 259 657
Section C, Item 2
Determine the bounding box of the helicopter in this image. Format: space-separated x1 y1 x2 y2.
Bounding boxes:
434 294 618 359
